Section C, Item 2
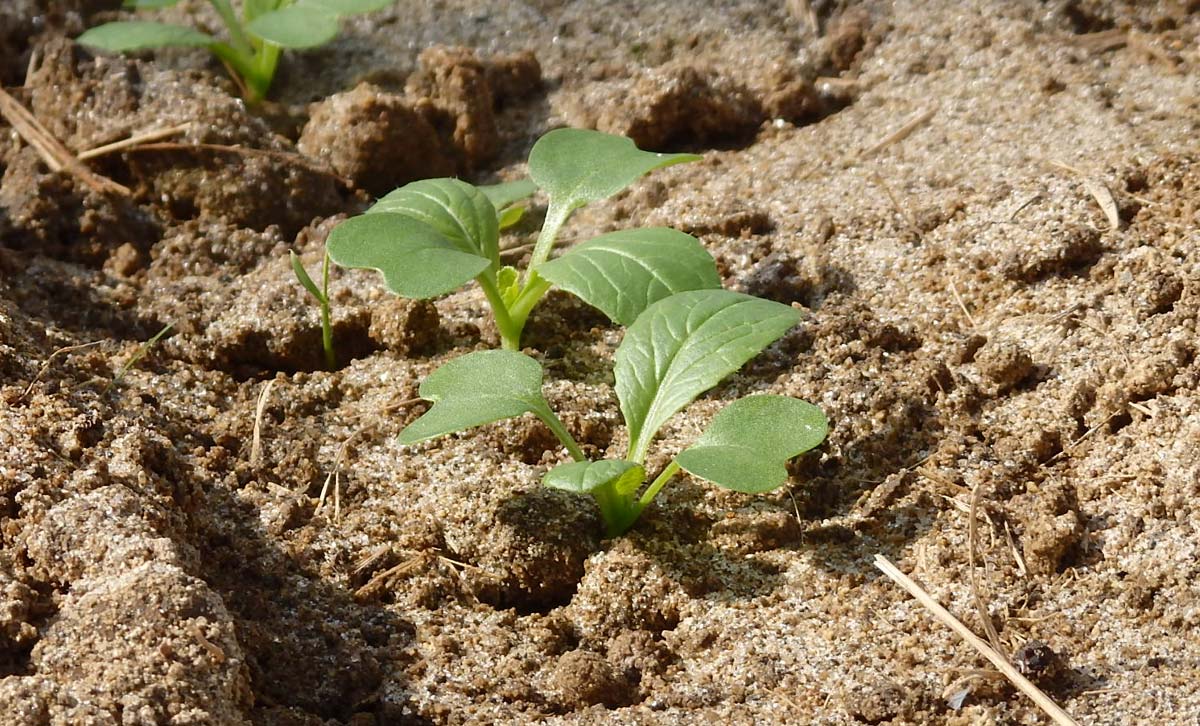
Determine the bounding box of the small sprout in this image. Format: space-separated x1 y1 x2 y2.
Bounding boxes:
77 0 395 104
397 289 828 537
326 129 707 350
290 250 335 370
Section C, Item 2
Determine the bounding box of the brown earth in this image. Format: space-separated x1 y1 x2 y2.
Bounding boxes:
1 0 1199 724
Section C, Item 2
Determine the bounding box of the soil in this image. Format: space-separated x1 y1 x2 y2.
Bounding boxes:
2 0 1199 724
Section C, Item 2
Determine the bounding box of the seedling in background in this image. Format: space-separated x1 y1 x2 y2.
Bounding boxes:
78 0 395 104
290 250 335 370
325 129 713 350
397 289 828 537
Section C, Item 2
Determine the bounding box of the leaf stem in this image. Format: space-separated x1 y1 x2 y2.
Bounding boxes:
320 252 335 370
534 405 586 463
477 273 521 350
208 0 253 55
528 202 572 272
636 460 680 511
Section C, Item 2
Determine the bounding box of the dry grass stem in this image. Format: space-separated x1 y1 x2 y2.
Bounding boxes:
317 397 423 521
0 88 130 195
78 123 191 161
250 378 278 467
949 282 978 330
1004 521 1028 577
20 340 104 401
118 142 350 186
862 107 937 157
968 480 1004 653
1046 160 1120 230
874 554 1079 726
785 0 819 33
868 169 919 232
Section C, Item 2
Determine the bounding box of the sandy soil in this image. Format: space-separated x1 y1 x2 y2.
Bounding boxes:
2 0 1199 723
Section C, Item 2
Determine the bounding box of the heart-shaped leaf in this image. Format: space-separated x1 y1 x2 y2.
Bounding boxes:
246 5 339 48
529 129 699 216
77 21 214 51
398 350 554 445
302 0 395 14
326 213 489 298
538 227 721 325
616 289 802 462
676 395 827 493
369 179 500 266
543 459 643 495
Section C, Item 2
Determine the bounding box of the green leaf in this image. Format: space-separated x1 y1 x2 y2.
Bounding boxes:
616 289 802 462
77 21 214 51
544 459 643 495
497 205 525 230
302 0 395 14
538 227 721 326
528 128 699 216
398 350 553 445
497 266 521 307
676 395 827 493
326 214 489 298
289 251 325 303
369 179 500 266
479 178 537 211
245 5 339 48
243 0 279 21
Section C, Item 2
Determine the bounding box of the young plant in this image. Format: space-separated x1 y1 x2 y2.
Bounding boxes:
396 289 828 537
77 0 394 104
324 129 713 350
290 250 335 370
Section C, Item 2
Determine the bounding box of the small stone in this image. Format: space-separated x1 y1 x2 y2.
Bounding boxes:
548 649 630 708
975 339 1033 391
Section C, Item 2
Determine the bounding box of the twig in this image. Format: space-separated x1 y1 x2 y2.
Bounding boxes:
874 554 1079 726
77 123 191 161
250 378 278 467
0 87 130 196
862 107 937 158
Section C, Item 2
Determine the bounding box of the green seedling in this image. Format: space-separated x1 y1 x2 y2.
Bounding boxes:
290 250 335 370
397 289 828 536
325 129 710 350
78 0 394 104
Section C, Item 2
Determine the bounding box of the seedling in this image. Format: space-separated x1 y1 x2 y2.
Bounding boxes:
325 129 714 350
77 0 395 104
290 250 335 370
396 289 828 536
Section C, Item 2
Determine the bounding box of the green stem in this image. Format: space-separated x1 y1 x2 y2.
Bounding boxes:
208 0 253 55
527 202 572 273
320 252 335 370
534 406 586 462
593 483 635 538
636 461 681 512
503 272 553 342
477 273 521 350
250 42 282 102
